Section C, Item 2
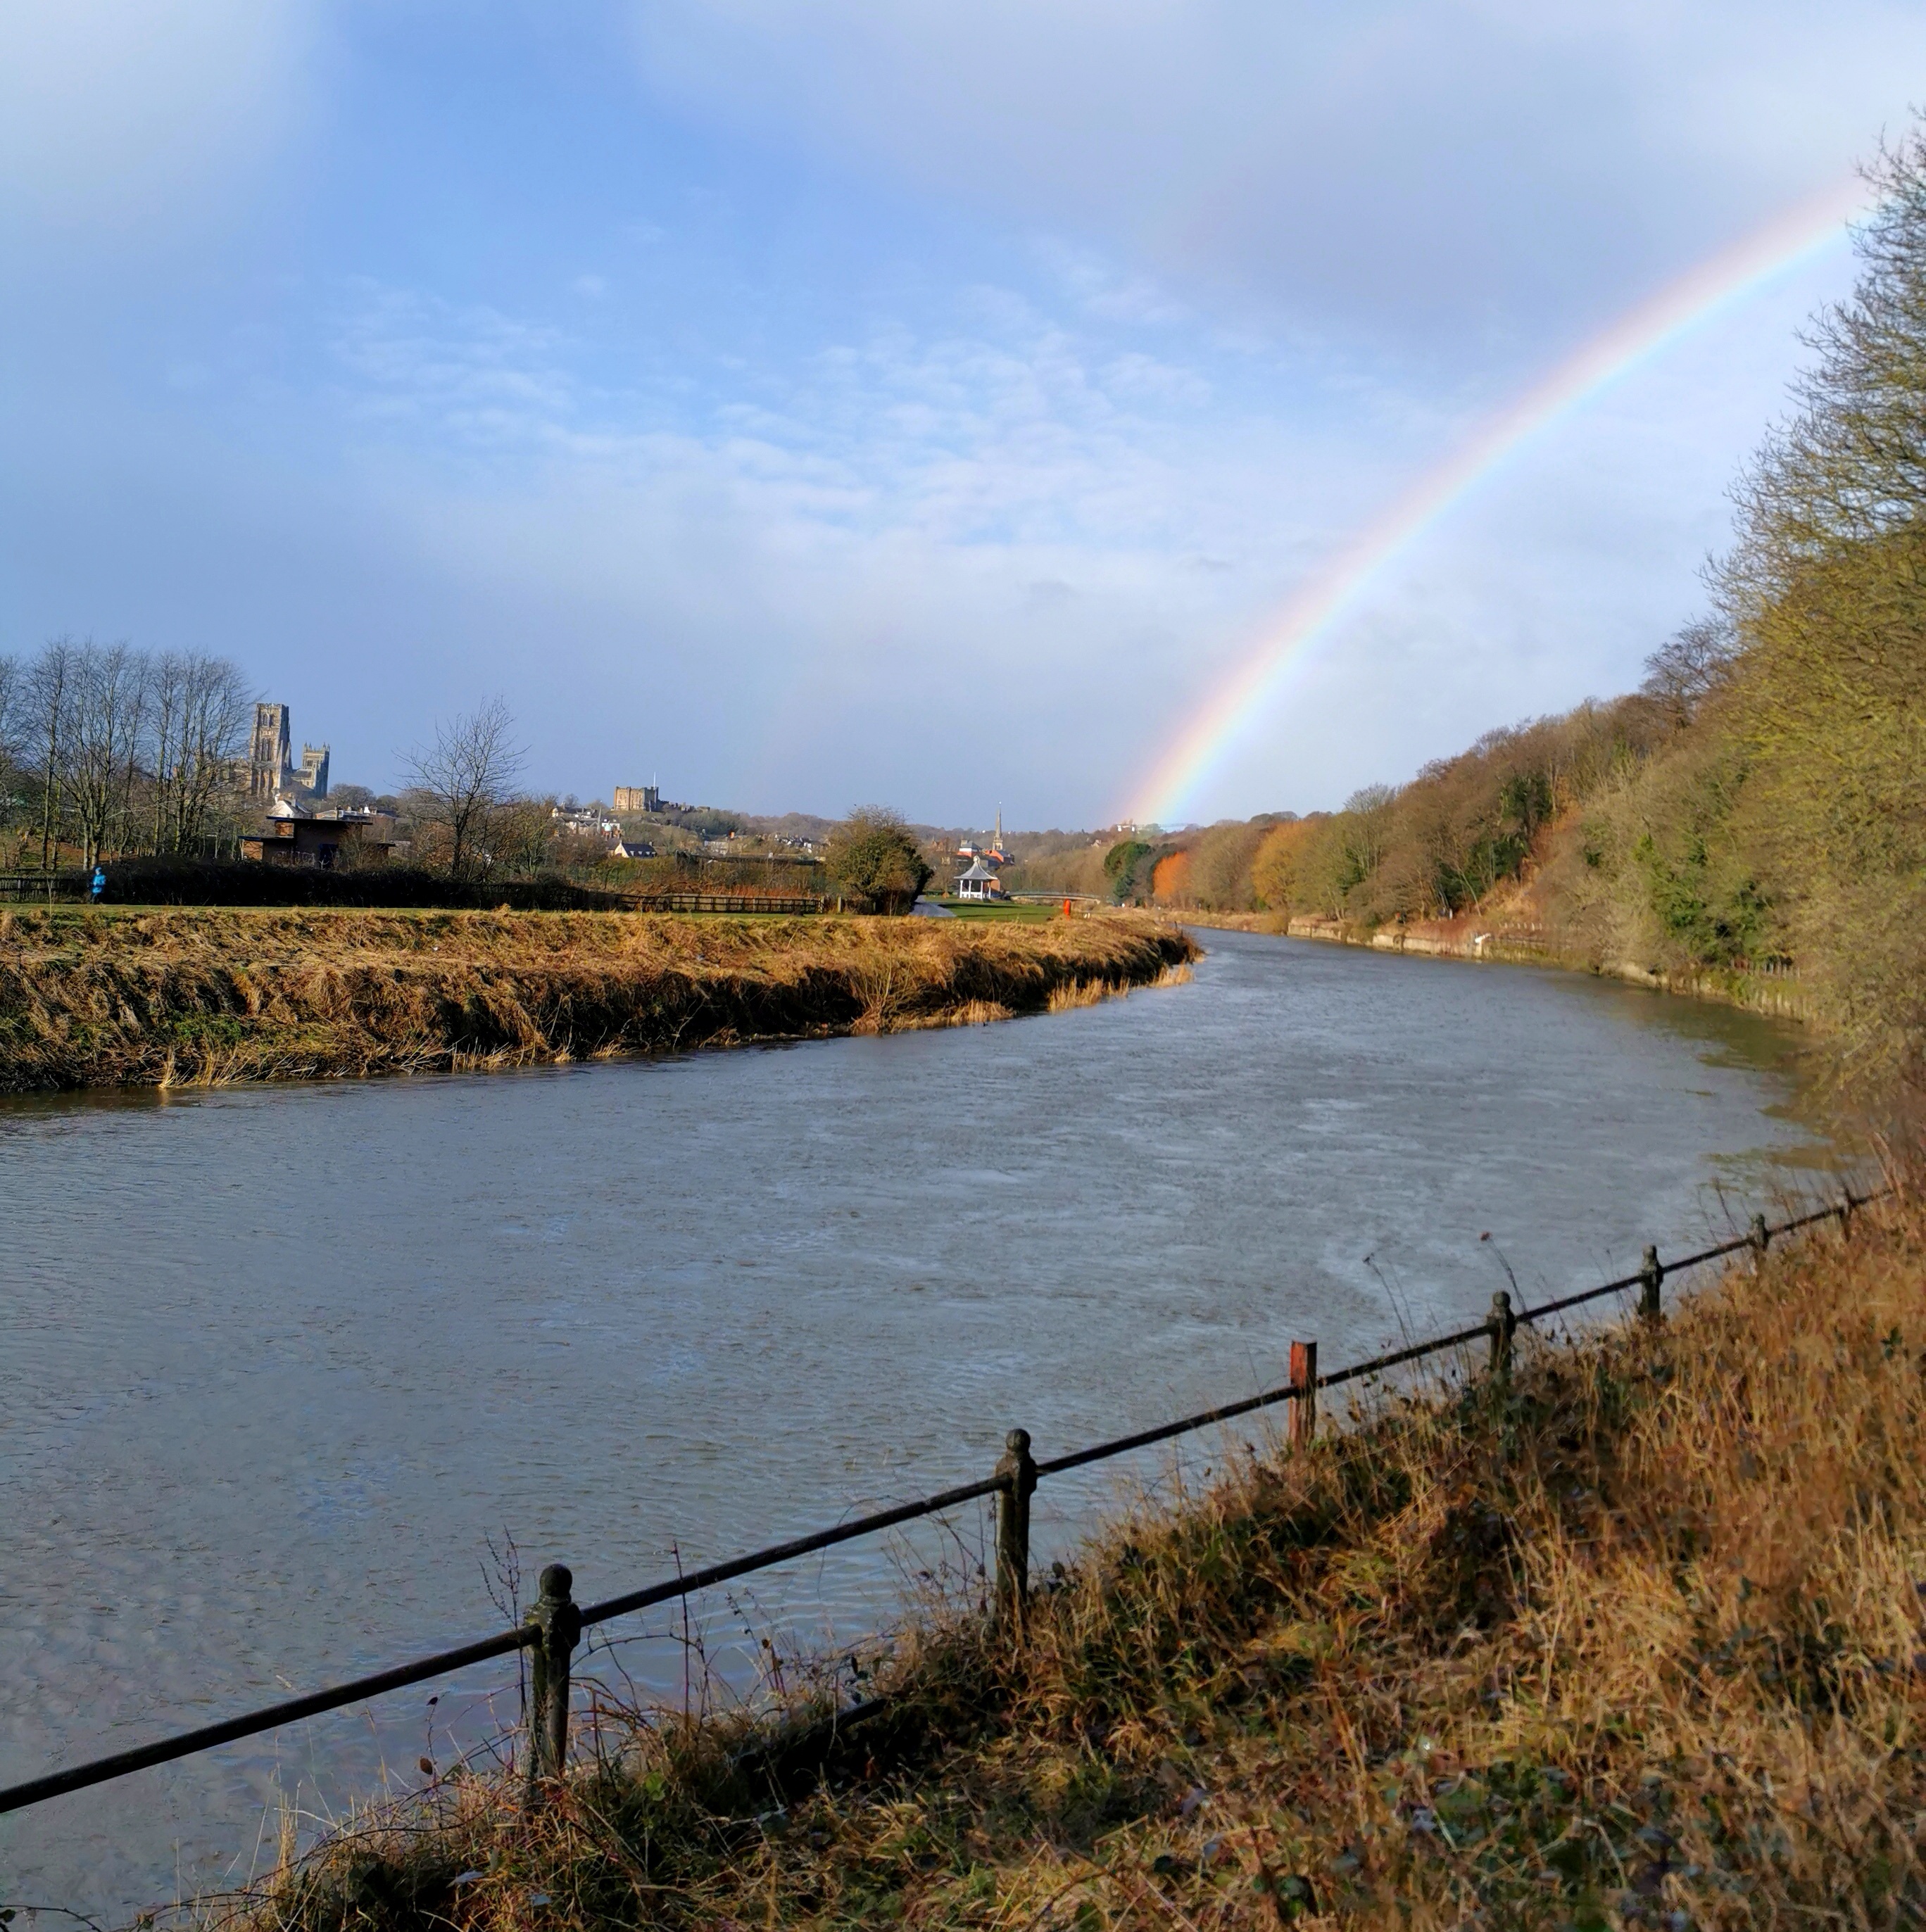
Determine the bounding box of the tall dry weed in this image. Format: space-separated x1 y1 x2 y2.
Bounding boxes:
211 1180 1926 1931
0 908 1197 1090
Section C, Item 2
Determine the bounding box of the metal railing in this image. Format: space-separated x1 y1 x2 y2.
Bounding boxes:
0 1187 1880 1817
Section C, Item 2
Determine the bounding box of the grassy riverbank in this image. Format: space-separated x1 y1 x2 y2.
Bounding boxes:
220 1175 1920 1930
0 907 1195 1091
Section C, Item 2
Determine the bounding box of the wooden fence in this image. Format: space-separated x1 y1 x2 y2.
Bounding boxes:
0 872 83 902
617 890 827 914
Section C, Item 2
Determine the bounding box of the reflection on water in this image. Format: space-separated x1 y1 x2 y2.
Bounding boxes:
0 933 1839 1913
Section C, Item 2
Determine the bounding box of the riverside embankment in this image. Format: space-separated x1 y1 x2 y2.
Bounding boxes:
1181 908 1817 1023
0 905 1195 1090
229 1173 1918 1930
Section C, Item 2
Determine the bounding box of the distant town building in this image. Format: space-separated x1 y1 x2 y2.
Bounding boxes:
955 809 1009 870
610 838 655 860
550 805 620 839
243 702 329 801
613 785 661 814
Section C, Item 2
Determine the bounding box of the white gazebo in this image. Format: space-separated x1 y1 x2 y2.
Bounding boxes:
956 857 1004 901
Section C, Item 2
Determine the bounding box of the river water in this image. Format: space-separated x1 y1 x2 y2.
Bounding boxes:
0 930 1839 1915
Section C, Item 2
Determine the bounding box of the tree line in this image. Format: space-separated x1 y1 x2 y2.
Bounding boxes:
0 639 255 869
0 647 940 913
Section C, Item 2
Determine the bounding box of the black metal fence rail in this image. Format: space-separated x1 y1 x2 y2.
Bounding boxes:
0 1187 1881 1818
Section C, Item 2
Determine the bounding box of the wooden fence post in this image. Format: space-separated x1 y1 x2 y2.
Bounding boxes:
1839 1190 1855 1239
994 1429 1038 1631
1750 1213 1770 1272
1639 1245 1663 1325
523 1562 581 1807
1288 1340 1318 1450
1488 1291 1516 1382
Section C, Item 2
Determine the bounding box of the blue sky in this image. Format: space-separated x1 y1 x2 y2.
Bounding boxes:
3 3 1921 826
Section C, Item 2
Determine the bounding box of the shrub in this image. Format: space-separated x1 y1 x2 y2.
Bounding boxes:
822 807 933 914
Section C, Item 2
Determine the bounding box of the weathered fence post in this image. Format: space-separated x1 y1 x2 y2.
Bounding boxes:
1839 1190 1855 1239
523 1562 581 1807
1488 1290 1516 1382
1639 1245 1663 1325
1288 1340 1318 1450
994 1429 1038 1631
1749 1213 1770 1272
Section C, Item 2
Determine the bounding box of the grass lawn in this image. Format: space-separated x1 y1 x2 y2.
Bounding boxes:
932 897 1064 923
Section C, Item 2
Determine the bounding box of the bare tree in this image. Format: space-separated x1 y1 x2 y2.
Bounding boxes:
0 652 17 782
403 696 526 879
25 638 77 871
11 639 253 866
146 653 189 855
0 652 20 857
64 642 151 864
1641 617 1738 726
153 652 252 854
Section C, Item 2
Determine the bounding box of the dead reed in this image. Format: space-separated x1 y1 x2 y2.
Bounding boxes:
1045 962 1195 1013
0 908 1197 1090
196 1173 1925 1930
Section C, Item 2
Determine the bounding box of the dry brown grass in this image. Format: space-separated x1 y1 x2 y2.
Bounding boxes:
1046 962 1195 1012
206 1175 1926 1931
0 907 1197 1090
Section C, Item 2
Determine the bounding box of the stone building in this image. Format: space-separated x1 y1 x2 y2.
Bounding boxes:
244 702 329 801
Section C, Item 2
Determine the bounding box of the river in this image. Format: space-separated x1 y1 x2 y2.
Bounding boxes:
0 930 1839 1915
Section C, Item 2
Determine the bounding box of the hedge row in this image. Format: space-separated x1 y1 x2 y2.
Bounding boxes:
92 859 632 911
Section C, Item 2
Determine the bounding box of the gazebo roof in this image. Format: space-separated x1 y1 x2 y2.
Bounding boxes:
958 858 997 880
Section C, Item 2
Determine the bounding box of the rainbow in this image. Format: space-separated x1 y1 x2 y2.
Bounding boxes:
1122 181 1868 828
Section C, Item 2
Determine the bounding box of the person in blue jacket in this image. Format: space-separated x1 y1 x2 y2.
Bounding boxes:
90 865 106 902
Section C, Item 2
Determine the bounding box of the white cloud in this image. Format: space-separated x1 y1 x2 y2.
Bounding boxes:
301 214 1862 820
301 267 1404 815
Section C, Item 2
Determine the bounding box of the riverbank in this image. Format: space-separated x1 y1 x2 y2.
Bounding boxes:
0 907 1196 1091
1181 909 1818 1023
225 1172 1918 1928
